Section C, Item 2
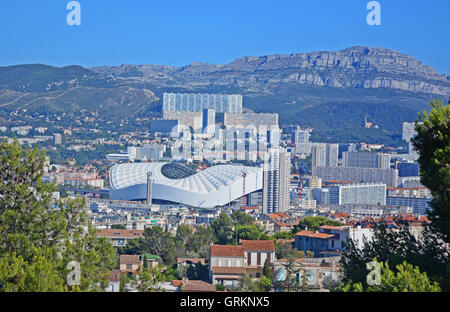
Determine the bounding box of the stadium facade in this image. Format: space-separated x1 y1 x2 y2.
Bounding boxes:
109 163 263 208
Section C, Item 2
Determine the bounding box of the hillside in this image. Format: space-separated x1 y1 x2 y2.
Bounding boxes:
1 46 449 141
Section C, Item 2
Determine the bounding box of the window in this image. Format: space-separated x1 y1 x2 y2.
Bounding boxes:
308 271 314 282
276 269 285 281
236 259 241 267
331 240 335 248
126 264 132 270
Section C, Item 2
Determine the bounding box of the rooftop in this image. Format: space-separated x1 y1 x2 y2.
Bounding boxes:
241 240 275 252
210 245 244 257
97 229 144 239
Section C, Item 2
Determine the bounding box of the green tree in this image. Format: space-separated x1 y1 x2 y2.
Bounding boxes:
0 140 116 292
235 224 269 242
275 241 301 259
293 217 343 232
211 212 234 245
412 99 450 242
215 284 225 291
340 260 441 292
231 210 254 226
271 231 295 240
185 225 215 258
176 224 193 243
273 259 303 292
263 258 273 281
143 255 148 270
132 265 165 292
340 220 449 291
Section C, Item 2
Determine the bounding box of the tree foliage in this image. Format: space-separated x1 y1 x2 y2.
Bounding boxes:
340 220 449 291
412 99 450 242
339 260 441 292
293 216 343 233
0 140 116 292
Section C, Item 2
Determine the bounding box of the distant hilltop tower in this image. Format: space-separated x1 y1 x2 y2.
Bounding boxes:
364 114 378 129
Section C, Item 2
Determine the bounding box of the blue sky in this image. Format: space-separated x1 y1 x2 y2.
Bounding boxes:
0 0 449 74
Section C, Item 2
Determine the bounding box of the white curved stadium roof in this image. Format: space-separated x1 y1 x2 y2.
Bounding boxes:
109 163 263 208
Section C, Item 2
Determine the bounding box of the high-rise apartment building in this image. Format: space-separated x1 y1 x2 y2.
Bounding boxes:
311 144 339 169
292 128 311 145
313 166 399 187
329 183 387 206
263 149 291 214
163 93 243 113
343 151 391 169
53 133 62 145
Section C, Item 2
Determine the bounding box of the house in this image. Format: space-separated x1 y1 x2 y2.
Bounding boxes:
268 213 300 232
141 254 162 268
181 279 216 292
294 225 374 257
177 258 207 269
120 255 142 275
106 270 121 292
96 229 144 247
241 240 275 269
209 245 246 289
273 257 341 291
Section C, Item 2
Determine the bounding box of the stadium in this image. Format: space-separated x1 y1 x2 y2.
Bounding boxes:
109 162 263 208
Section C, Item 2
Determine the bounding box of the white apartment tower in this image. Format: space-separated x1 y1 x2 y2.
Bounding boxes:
263 149 291 214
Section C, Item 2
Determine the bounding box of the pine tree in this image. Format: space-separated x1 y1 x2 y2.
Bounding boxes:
0 140 116 292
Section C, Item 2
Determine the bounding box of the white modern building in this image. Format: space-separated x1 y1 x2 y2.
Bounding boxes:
329 183 387 206
163 93 243 113
262 149 291 213
109 162 263 208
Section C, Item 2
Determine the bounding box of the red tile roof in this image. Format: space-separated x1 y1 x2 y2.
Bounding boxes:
334 212 350 218
309 233 336 239
182 280 216 292
172 280 182 287
295 230 315 237
210 245 244 257
269 213 289 219
120 255 141 265
241 240 275 252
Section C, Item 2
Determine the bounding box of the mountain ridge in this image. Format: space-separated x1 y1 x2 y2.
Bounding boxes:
1 46 449 138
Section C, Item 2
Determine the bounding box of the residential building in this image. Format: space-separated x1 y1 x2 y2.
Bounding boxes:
397 161 419 177
106 270 121 292
343 151 391 169
209 245 246 289
294 225 374 257
262 149 291 213
242 240 275 268
223 112 278 127
311 144 338 168
163 92 243 113
273 257 341 291
120 255 142 275
313 166 398 187
96 229 144 247
328 183 387 206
